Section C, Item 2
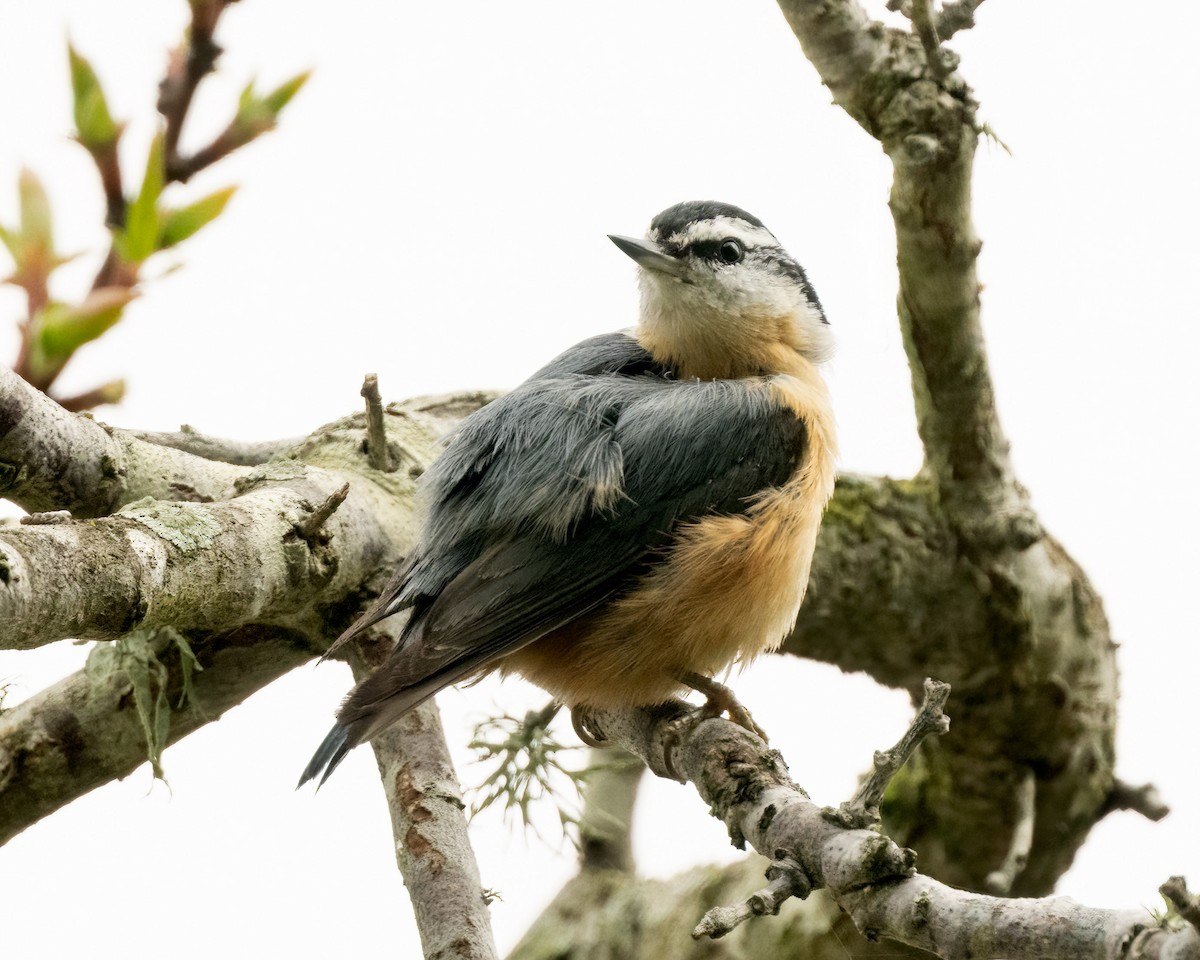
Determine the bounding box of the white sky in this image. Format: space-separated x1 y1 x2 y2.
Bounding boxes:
1 1 1198 957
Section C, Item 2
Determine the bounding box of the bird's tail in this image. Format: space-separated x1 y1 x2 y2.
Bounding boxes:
296 723 354 790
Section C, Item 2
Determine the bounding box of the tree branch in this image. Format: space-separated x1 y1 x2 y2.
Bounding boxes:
0 469 369 651
0 624 314 845
158 0 231 183
578 747 644 874
124 424 307 466
351 637 499 960
1 366 246 515
0 396 451 834
769 3 1121 905
580 695 1196 959
774 0 1031 539
937 0 988 40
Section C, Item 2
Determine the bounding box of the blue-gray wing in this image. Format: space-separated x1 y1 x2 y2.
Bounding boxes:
333 333 808 740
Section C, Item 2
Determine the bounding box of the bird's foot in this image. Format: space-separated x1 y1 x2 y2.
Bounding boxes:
571 705 609 748
679 672 770 743
662 673 769 782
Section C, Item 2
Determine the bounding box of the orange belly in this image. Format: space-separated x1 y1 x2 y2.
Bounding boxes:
498 362 837 709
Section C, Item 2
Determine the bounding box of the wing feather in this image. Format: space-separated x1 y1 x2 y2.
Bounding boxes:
309 333 809 778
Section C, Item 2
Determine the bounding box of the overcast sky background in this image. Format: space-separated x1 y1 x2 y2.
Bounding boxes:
2 1 1198 956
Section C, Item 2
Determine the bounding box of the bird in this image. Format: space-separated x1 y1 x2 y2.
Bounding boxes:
299 200 837 788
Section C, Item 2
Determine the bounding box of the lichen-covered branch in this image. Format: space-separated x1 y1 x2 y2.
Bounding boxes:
0 393 460 837
778 476 1117 895
0 624 313 845
0 473 360 650
576 701 1195 960
774 0 1029 534
1 366 246 515
767 0 1123 907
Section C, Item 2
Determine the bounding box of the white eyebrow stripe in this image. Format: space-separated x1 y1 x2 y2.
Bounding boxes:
660 217 777 249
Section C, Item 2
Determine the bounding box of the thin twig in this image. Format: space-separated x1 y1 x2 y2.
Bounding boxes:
125 425 305 466
159 0 229 183
827 678 951 829
55 379 126 412
294 482 350 542
984 767 1037 894
361 373 395 472
937 0 988 40
909 0 948 79
693 853 811 939
1102 778 1171 822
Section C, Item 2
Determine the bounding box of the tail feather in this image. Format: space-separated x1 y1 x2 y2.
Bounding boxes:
297 723 353 790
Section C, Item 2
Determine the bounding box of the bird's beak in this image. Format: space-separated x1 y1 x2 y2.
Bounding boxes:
608 235 688 279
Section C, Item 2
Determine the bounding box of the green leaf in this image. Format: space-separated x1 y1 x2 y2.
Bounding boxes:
158 185 236 249
34 287 136 360
118 134 165 263
1 170 73 292
17 169 54 252
68 44 118 148
262 70 311 114
234 70 311 135
0 223 19 262
237 79 257 114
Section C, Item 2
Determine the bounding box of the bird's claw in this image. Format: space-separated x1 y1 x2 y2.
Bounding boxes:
661 674 770 782
571 706 609 748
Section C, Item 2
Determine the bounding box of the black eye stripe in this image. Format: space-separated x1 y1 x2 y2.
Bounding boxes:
687 238 745 263
688 239 723 260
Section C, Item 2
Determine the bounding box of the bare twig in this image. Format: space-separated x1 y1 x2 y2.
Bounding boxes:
985 767 1037 894
159 0 230 183
909 0 949 78
91 139 125 229
294 481 350 542
1162 877 1200 934
692 853 810 939
937 0 988 40
56 379 126 413
360 374 395 472
1102 778 1171 822
828 678 951 829
124 425 306 466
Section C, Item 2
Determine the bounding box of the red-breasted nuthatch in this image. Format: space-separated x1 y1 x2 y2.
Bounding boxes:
300 200 836 787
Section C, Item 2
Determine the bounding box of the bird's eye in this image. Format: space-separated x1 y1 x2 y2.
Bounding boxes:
717 238 745 265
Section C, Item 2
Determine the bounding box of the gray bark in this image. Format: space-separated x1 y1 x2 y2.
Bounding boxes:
0 376 499 959
514 0 1141 954
354 637 498 960
508 703 1195 960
